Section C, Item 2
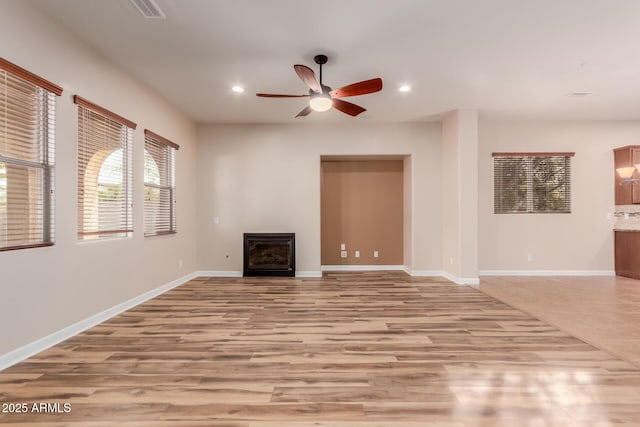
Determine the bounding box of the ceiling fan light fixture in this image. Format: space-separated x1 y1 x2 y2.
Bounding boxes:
309 95 333 112
256 54 381 118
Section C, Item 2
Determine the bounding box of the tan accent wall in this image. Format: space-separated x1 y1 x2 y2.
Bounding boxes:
321 160 403 265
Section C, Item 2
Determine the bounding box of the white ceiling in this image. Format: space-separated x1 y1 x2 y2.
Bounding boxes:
29 0 640 124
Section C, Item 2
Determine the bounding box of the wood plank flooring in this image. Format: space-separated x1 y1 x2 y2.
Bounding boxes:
1 271 640 425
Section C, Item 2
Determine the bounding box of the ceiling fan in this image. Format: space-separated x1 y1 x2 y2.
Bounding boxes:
256 55 383 118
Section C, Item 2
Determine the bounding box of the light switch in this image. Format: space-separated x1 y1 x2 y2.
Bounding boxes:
374 250 379 258
340 243 346 250
355 250 360 258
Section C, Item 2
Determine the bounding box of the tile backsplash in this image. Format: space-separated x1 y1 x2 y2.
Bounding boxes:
613 205 640 230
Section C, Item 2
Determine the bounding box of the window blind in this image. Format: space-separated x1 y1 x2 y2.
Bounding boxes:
76 96 136 240
493 152 574 214
0 58 61 251
144 129 178 236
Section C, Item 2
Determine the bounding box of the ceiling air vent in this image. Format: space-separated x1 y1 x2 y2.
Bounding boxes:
129 0 166 18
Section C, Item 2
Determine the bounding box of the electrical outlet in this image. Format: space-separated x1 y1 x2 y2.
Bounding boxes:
213 216 220 224
178 258 183 268
355 250 360 258
527 254 533 262
373 250 379 258
340 251 348 258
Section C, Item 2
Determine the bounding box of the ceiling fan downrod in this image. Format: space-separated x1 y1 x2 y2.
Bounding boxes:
314 54 328 90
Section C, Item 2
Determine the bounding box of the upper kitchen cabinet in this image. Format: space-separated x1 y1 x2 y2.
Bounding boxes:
614 145 640 205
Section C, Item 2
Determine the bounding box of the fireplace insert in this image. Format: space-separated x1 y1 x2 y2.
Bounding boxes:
243 232 295 276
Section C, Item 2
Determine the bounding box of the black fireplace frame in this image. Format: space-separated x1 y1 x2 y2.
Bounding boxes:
243 232 296 277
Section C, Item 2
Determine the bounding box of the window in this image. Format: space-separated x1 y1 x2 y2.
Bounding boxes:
144 129 178 236
0 58 62 251
75 96 136 240
493 152 574 214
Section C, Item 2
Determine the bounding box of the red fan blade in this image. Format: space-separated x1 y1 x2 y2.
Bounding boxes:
329 78 382 98
295 105 313 118
294 64 322 93
256 93 310 98
332 99 366 116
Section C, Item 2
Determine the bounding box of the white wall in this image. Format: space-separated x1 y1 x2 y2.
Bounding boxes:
441 110 479 283
442 113 461 275
479 119 640 273
0 1 198 357
458 111 479 280
4 0 636 367
196 123 442 274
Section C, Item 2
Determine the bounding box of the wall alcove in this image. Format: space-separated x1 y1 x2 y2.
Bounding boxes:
320 155 410 268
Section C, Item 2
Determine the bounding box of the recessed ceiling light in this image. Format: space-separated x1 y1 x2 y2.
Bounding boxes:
399 85 411 93
231 86 245 93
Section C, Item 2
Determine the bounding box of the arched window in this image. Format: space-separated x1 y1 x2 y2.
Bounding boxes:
143 149 161 236
144 149 160 186
96 149 125 231
144 130 178 236
76 97 135 240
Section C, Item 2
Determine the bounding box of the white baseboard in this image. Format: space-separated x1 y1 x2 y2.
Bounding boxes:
321 265 406 272
441 271 481 285
405 267 480 285
403 268 447 277
296 271 322 278
479 270 616 277
195 270 242 277
0 272 198 372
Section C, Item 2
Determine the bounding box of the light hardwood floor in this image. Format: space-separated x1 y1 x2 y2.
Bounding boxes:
478 275 640 369
1 271 640 426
